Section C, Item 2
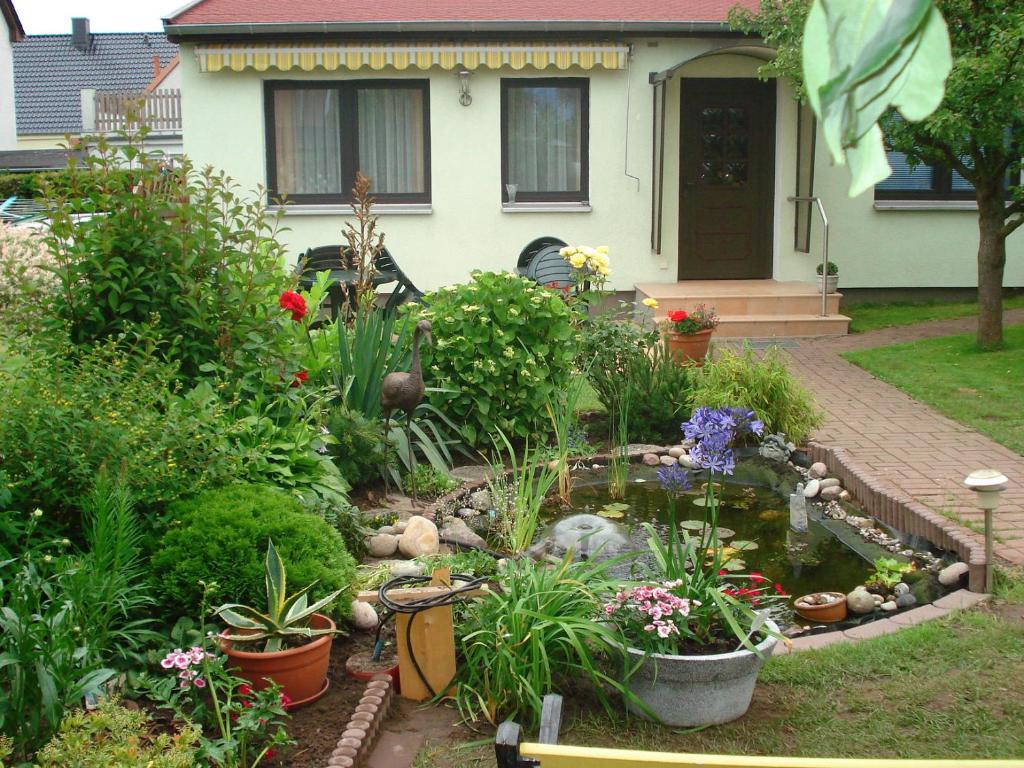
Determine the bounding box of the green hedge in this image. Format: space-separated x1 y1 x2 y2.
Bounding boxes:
0 168 133 200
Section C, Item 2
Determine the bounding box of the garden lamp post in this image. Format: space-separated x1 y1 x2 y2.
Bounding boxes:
963 469 1008 593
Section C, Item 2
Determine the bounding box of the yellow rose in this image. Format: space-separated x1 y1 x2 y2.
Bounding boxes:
597 245 609 254
598 265 611 276
569 253 587 269
642 298 659 309
559 246 573 257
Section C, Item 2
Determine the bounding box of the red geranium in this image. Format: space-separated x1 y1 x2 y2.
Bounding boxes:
667 310 688 323
290 371 308 388
279 290 308 322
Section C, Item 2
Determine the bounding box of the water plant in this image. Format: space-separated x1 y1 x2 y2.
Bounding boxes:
487 429 559 555
607 389 631 500
545 375 588 505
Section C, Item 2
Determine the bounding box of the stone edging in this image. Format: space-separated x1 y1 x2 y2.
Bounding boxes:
325 674 394 767
807 441 987 592
774 589 990 655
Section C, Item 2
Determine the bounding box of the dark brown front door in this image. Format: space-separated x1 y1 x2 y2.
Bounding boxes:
679 78 775 280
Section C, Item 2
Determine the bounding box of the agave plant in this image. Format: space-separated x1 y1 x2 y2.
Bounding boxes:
214 539 343 652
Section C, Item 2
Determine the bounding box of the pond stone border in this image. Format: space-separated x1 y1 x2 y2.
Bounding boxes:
325 674 394 768
807 441 987 593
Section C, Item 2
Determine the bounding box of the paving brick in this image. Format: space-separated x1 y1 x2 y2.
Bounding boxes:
842 619 899 641
788 631 847 652
888 605 948 626
932 589 991 611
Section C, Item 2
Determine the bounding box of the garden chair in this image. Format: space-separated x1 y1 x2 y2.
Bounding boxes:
522 244 591 294
296 244 421 320
0 195 46 225
516 235 567 275
495 695 1024 768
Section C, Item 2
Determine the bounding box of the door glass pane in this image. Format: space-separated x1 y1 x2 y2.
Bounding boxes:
698 105 746 186
357 87 426 195
506 85 582 194
273 89 343 195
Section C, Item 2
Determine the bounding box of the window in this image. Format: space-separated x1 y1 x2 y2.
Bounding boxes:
501 78 589 203
874 149 975 200
265 80 430 204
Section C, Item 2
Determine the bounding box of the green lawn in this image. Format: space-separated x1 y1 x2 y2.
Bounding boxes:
416 609 1024 765
846 296 1024 333
842 324 1024 455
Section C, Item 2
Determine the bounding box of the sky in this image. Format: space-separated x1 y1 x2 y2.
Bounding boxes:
14 0 182 34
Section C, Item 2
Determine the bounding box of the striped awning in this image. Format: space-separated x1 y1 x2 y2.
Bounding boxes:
194 42 630 73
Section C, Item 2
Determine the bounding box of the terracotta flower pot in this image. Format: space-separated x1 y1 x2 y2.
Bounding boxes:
220 613 335 708
794 592 848 623
665 328 714 365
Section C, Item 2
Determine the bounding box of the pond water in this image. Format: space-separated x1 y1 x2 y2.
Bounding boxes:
538 457 879 602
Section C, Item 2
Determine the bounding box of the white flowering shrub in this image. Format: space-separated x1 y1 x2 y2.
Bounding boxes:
0 223 59 329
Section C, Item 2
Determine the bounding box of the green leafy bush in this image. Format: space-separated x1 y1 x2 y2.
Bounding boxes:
580 312 695 441
403 463 457 500
303 497 371 561
0 167 130 201
153 484 356 620
326 406 388 488
416 271 576 446
0 340 238 521
690 345 824 444
35 699 198 768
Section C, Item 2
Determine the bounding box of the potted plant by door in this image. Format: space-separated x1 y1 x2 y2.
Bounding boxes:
662 304 719 364
816 261 839 293
603 407 788 727
215 540 344 708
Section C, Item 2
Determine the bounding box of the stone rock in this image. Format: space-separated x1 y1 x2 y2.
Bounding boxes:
678 454 695 469
439 517 488 549
838 490 852 502
819 478 841 489
469 489 493 511
895 593 917 609
938 561 970 586
809 462 828 479
386 560 425 578
350 600 378 631
377 525 398 535
367 533 398 558
544 514 629 558
392 520 408 534
668 446 686 459
758 434 795 463
660 455 678 467
819 486 842 502
873 594 884 605
893 582 910 596
880 601 898 612
803 479 821 498
398 516 439 558
642 453 661 467
847 587 876 614
456 507 479 519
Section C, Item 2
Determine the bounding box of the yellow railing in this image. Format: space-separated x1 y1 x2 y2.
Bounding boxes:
518 744 1024 768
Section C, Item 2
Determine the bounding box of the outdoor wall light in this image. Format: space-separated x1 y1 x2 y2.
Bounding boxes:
964 468 1008 592
457 69 473 106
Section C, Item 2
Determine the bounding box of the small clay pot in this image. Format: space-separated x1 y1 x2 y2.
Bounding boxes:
345 649 401 692
665 328 714 365
794 592 848 623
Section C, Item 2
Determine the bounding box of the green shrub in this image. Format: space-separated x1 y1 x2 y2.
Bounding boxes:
0 167 131 201
690 345 824 444
35 699 198 768
580 312 696 441
326 406 388 488
0 339 238 521
153 484 356 620
403 463 457 500
303 497 371 561
416 271 576 446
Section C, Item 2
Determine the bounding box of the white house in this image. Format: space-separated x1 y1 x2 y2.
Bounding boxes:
163 0 1024 337
0 0 24 151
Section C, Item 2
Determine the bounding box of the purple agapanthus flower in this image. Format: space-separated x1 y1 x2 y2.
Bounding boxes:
681 406 764 476
657 464 692 496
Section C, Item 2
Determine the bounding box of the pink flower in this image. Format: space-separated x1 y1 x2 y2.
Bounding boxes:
172 653 191 670
188 647 206 663
179 679 191 690
160 656 176 669
193 677 207 689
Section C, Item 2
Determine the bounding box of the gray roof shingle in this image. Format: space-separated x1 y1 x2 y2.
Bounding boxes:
13 32 178 135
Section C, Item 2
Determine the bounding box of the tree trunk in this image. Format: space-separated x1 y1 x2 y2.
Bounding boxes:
976 183 1007 348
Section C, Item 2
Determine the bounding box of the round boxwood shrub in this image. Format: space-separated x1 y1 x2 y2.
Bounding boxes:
416 271 576 446
153 484 357 620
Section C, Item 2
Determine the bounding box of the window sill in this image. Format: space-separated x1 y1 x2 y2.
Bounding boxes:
501 202 592 214
873 199 977 212
272 203 432 216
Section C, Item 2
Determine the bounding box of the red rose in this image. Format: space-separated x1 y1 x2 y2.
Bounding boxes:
278 290 308 322
238 684 252 697
290 371 308 388
668 310 688 323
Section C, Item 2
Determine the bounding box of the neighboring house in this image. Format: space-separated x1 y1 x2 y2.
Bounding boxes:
0 0 25 151
13 19 181 154
164 0 1021 336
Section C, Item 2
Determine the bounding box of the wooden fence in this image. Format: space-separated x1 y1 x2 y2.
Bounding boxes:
93 89 182 133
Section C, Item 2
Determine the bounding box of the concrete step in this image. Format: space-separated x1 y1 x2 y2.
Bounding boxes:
712 313 850 338
636 287 842 316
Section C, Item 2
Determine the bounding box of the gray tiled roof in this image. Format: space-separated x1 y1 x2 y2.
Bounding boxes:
13 32 178 135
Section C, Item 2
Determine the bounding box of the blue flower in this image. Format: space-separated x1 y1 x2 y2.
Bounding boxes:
657 464 692 495
681 406 761 476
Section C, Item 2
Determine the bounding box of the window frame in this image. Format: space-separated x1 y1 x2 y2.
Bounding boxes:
500 77 590 204
264 79 432 206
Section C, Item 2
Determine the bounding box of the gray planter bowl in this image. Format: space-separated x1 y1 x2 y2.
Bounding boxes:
624 621 779 727
818 274 839 294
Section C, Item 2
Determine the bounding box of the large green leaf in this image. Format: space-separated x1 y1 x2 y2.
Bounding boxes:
264 538 287 618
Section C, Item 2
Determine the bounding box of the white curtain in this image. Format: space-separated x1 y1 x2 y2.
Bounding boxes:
357 88 426 194
273 89 343 195
506 86 581 193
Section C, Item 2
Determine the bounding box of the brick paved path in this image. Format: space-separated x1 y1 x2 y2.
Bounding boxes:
784 308 1024 566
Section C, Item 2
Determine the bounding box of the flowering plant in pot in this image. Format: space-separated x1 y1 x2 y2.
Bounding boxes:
661 304 719 364
603 407 789 727
215 539 345 708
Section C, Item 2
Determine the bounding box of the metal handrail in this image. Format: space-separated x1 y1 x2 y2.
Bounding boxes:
788 195 830 317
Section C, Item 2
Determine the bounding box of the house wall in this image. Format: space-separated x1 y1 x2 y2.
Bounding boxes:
0 23 15 150
178 39 1024 291
15 134 67 150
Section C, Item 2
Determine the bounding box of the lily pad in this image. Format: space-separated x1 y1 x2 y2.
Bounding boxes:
720 559 746 572
731 540 759 552
679 520 707 531
598 502 630 519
